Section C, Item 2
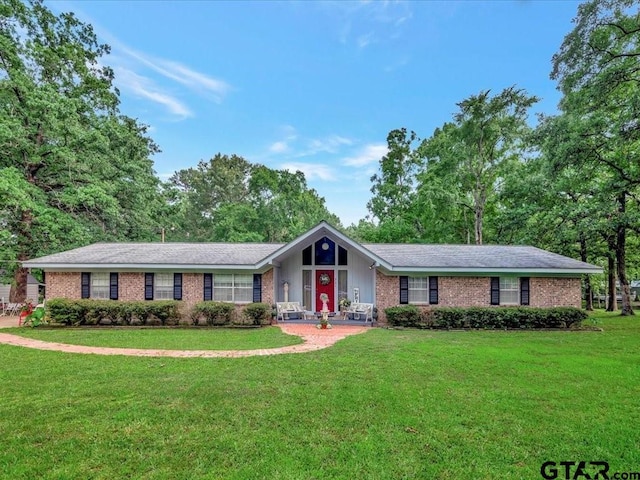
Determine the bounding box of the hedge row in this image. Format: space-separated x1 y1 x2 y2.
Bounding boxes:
46 299 273 327
47 299 182 326
385 305 587 329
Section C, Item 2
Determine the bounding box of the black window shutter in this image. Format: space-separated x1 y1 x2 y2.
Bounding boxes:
490 277 500 305
399 276 409 304
253 274 262 303
204 273 213 301
173 273 183 301
145 273 154 300
109 273 119 300
520 277 530 306
429 276 439 304
81 272 91 299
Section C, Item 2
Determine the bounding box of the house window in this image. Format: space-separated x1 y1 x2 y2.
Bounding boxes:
408 277 429 304
302 270 312 310
500 277 520 305
154 273 174 300
91 272 110 299
338 270 348 304
213 274 252 302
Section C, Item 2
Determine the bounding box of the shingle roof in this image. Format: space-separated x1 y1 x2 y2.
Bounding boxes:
364 244 596 271
22 221 601 274
23 242 284 267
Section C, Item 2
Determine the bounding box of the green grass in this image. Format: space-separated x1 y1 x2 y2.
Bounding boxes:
2 326 302 350
1 310 638 479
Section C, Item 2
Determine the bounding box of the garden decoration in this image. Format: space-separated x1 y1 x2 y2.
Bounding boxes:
317 293 332 329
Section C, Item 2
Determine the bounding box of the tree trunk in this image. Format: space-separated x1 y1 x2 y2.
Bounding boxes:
616 194 634 316
607 254 617 312
579 235 593 311
11 209 34 303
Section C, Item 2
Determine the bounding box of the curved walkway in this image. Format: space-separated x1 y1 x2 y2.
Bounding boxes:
0 322 369 358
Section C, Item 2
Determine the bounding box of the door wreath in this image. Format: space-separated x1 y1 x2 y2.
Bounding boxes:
319 273 331 285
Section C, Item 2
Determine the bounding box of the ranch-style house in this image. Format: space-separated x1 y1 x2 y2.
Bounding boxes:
22 221 601 323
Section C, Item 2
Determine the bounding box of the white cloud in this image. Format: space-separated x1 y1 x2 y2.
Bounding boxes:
119 46 231 102
343 144 387 167
281 162 337 181
115 67 192 119
269 141 289 154
357 32 375 48
303 135 353 156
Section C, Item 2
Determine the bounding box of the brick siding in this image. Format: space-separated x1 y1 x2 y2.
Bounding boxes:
45 269 582 324
46 272 81 300
375 274 582 324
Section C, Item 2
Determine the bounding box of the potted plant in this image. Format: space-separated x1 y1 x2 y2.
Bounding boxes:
339 297 351 311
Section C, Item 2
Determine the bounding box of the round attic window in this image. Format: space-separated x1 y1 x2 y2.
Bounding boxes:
321 242 329 250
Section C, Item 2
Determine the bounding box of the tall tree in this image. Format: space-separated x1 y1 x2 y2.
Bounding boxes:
419 87 538 244
366 128 424 242
551 0 640 315
168 155 340 243
0 0 162 300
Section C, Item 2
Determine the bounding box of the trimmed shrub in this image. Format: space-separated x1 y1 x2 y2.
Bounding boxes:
431 307 587 330
191 302 235 326
242 302 272 326
385 305 422 328
46 299 181 326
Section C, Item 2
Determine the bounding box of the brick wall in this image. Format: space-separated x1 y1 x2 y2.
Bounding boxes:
46 272 81 299
261 269 274 306
530 277 581 308
375 273 583 324
374 270 398 324
119 273 145 301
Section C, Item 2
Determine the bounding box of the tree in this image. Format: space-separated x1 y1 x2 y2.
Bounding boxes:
366 128 424 242
0 0 162 301
167 155 340 243
418 87 538 244
551 0 640 315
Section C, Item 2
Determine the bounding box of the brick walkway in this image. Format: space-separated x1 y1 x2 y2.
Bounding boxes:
0 322 369 358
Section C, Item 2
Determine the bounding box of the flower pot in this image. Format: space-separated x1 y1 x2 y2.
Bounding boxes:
321 324 327 329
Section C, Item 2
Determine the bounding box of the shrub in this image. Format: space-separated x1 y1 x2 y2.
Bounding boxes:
46 299 181 326
385 305 422 328
431 307 587 330
191 302 235 326
242 303 272 326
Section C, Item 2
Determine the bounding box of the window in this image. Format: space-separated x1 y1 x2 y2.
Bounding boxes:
91 272 110 299
213 274 253 302
302 270 312 310
315 237 335 265
408 277 429 304
401 276 437 304
338 270 348 304
500 277 520 305
154 273 174 300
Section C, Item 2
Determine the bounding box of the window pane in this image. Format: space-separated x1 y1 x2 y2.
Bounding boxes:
338 270 348 303
155 273 173 300
500 277 519 304
408 276 429 304
91 272 109 299
302 270 312 311
234 274 252 302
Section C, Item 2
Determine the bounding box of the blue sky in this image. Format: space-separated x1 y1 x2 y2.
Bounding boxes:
52 0 581 226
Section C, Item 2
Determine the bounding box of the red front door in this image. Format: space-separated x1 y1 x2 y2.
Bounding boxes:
315 270 335 312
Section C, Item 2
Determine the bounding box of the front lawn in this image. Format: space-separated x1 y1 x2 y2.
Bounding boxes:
3 326 302 350
0 311 638 479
